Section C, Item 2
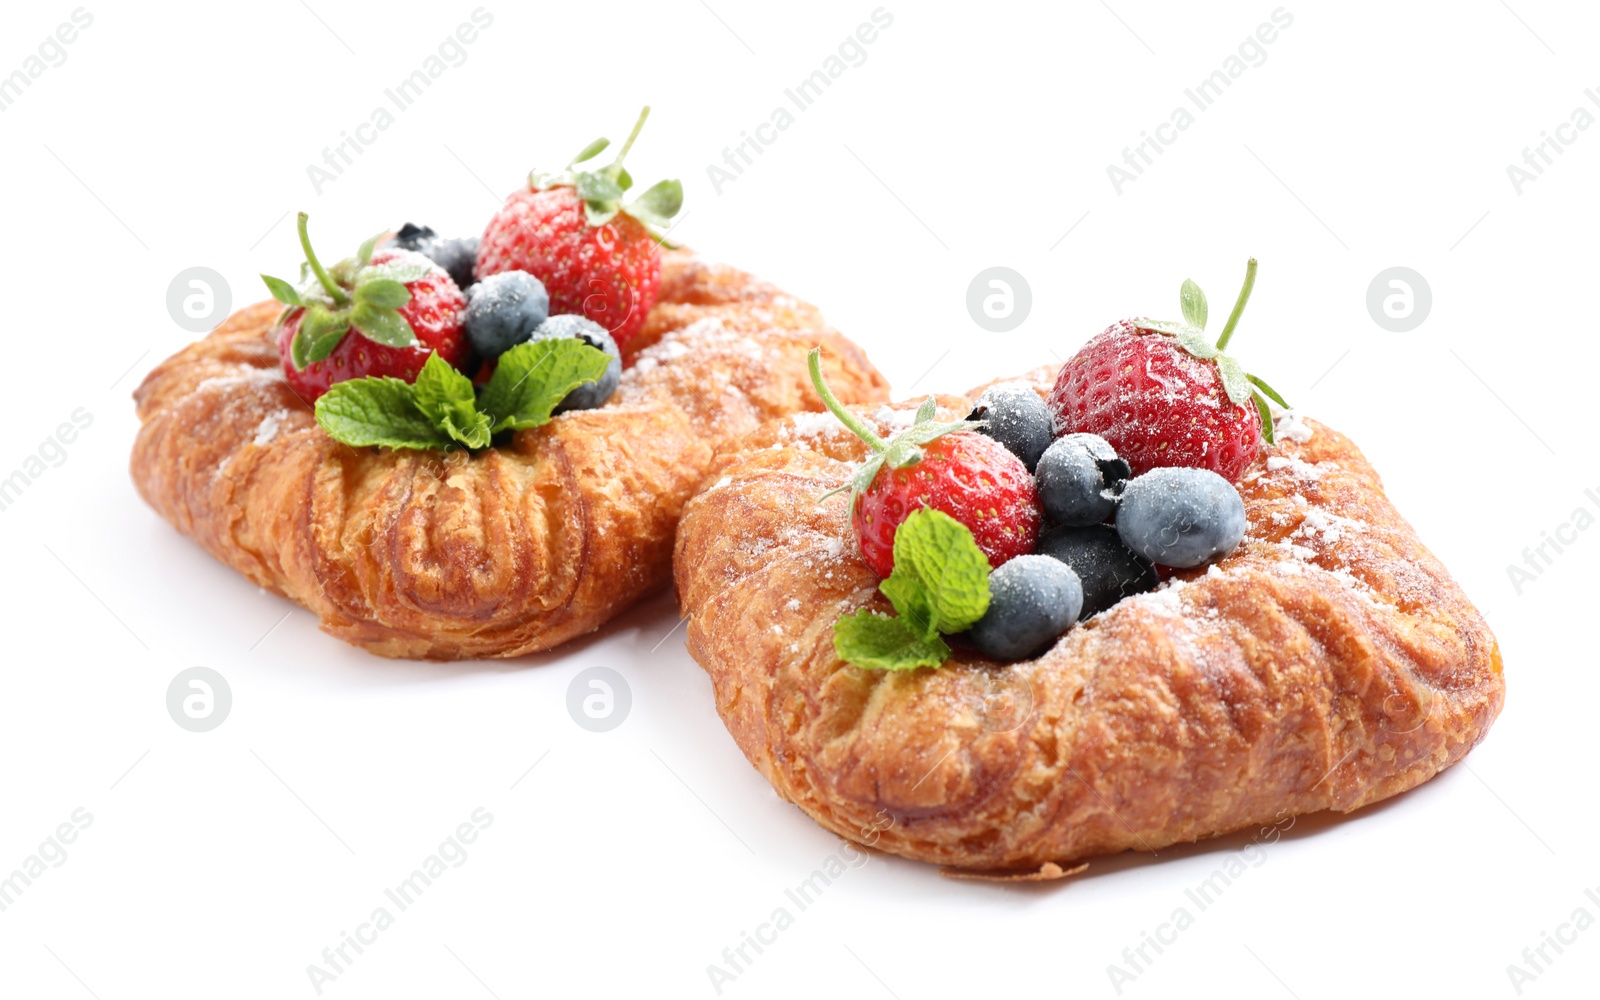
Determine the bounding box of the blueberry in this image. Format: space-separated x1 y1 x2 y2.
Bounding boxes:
531 314 622 412
420 236 480 292
465 272 549 359
1037 524 1158 618
383 224 479 290
966 383 1053 471
1116 467 1246 568
388 222 437 252
962 555 1083 661
1035 433 1130 526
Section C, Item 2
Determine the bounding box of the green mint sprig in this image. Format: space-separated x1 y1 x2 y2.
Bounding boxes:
261 213 433 370
312 339 612 451
833 509 992 671
1139 258 1291 444
528 105 683 239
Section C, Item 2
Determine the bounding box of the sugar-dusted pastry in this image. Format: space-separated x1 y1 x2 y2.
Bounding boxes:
130 110 888 659
673 262 1502 875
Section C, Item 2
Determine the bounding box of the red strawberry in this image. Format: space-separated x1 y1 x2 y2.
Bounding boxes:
809 350 1041 578
1048 259 1287 482
261 214 468 403
476 106 682 353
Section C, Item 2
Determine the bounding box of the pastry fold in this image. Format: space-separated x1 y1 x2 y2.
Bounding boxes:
673 374 1504 874
131 251 888 659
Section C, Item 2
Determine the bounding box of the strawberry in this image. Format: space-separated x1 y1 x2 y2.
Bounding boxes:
1048 259 1287 482
261 213 468 403
809 350 1041 578
476 106 683 353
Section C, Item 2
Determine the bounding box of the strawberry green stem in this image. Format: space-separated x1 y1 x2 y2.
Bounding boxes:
808 348 886 452
298 212 349 307
1213 257 1256 350
605 106 650 179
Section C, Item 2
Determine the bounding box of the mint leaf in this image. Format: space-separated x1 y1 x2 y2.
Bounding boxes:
262 274 303 307
891 509 991 633
413 353 491 448
833 610 951 672
878 572 937 641
478 338 613 433
1180 278 1208 330
314 377 453 450
350 302 416 348
357 278 411 309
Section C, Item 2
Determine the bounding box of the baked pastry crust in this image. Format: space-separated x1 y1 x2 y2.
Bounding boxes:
673 370 1504 874
131 251 888 659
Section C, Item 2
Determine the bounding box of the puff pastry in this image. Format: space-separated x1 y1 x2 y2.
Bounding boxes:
673 370 1504 875
131 251 888 659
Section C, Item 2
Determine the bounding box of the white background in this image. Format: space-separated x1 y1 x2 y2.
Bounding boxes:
1 1 1595 997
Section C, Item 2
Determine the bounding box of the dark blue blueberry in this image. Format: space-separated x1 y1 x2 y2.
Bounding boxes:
1116 467 1246 568
532 314 621 412
967 383 1053 471
388 222 437 252
962 555 1083 661
464 271 549 360
1037 524 1158 618
1035 432 1130 526
420 236 480 292
384 225 478 290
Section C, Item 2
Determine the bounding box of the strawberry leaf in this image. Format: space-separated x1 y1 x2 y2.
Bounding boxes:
350 302 416 348
914 396 939 424
569 137 610 165
1175 326 1220 360
293 305 352 368
356 232 384 267
628 178 683 228
1247 373 1289 409
357 259 433 285
357 278 411 309
1180 278 1208 330
261 274 303 307
1253 391 1277 446
1214 354 1252 406
576 171 624 205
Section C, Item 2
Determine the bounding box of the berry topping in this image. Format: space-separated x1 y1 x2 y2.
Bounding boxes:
1048 259 1289 482
261 213 468 403
464 271 550 360
1035 432 1130 527
966 382 1054 471
1115 466 1246 568
1036 524 1158 619
385 224 480 292
476 106 683 352
960 555 1083 661
809 349 1041 579
530 314 621 412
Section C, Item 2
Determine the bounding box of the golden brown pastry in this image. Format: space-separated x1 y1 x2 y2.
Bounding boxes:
673 370 1504 875
130 251 888 659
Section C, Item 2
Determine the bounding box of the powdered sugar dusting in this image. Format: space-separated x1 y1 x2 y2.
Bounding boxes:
252 409 290 447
